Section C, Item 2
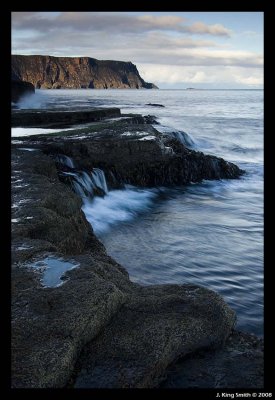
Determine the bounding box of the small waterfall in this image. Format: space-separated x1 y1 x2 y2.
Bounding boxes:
66 170 108 199
56 154 108 199
56 154 75 169
72 171 95 198
91 168 108 195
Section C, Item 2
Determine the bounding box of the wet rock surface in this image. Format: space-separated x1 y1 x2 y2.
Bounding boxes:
11 111 262 388
12 150 132 388
159 331 263 388
12 108 121 128
71 284 236 388
12 113 244 189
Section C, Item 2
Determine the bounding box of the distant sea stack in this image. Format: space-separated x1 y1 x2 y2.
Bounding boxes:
12 55 158 89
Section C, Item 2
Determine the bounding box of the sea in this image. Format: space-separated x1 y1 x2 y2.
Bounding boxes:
13 89 263 337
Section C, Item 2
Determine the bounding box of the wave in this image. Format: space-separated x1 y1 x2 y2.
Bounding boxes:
167 130 196 147
82 186 158 235
154 124 196 148
229 144 262 154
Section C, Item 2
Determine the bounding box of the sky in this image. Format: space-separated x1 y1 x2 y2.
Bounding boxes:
12 12 263 89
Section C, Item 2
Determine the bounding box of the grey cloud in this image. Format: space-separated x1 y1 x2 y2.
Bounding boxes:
12 11 232 37
183 22 232 36
12 26 262 69
12 12 262 70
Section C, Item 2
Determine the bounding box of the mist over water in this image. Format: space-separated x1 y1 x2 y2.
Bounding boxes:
15 89 263 336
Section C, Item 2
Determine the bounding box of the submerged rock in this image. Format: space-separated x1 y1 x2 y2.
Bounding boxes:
146 103 165 107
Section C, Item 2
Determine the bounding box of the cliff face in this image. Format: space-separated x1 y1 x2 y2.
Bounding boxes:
12 55 158 89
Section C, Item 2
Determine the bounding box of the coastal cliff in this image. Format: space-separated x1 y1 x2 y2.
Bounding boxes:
11 55 158 89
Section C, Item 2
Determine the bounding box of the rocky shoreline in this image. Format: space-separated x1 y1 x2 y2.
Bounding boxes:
11 109 263 388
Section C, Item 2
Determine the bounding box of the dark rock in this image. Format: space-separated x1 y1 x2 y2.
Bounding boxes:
11 150 91 254
12 55 158 89
11 79 35 103
72 284 236 388
11 150 131 388
14 118 244 187
146 103 165 107
12 108 121 128
159 330 263 388
11 149 260 389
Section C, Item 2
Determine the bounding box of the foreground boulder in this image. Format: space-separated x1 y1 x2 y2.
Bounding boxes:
72 284 235 388
160 331 263 388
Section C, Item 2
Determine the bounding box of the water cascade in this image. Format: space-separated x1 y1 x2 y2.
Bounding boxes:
55 154 158 235
56 154 108 198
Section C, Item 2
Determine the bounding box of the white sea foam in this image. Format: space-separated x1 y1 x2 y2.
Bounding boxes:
138 136 156 141
12 127 75 137
17 245 33 251
12 140 24 144
82 186 158 235
121 131 152 137
18 148 39 152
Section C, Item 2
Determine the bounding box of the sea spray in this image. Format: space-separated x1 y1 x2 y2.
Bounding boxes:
82 186 158 235
17 90 46 109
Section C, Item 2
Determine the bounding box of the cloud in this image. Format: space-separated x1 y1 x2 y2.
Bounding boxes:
138 63 263 87
137 14 185 27
12 11 231 37
12 28 262 70
234 74 263 86
11 12 263 88
240 30 259 37
183 22 232 36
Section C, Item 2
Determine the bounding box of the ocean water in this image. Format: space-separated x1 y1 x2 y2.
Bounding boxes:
16 89 263 336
